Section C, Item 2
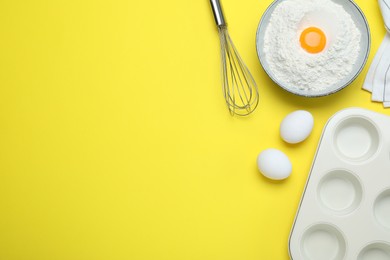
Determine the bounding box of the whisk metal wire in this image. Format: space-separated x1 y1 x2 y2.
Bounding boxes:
210 0 259 116
219 26 259 116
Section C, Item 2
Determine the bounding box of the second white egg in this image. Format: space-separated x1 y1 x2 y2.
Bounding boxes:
280 110 314 144
257 149 292 180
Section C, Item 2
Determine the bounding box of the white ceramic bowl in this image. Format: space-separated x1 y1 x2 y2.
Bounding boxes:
256 0 370 97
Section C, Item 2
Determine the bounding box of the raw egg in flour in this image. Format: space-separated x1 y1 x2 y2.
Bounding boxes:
300 27 326 53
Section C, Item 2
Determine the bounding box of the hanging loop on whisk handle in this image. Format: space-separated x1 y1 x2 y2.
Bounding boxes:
210 0 226 27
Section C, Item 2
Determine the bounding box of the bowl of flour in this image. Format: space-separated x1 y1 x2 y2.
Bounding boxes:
256 0 370 97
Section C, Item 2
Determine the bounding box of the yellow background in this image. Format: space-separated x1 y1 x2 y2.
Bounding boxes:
0 0 388 259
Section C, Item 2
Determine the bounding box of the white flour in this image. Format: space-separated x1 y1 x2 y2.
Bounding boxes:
264 0 361 92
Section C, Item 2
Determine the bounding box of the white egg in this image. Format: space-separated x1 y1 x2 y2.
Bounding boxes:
257 149 292 180
280 110 314 144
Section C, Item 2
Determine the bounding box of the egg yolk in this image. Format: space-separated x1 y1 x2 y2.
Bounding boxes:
300 27 326 54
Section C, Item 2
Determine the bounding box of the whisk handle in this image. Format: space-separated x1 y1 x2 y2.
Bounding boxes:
210 0 226 27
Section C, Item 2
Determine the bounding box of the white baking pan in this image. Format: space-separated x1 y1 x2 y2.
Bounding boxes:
289 108 390 260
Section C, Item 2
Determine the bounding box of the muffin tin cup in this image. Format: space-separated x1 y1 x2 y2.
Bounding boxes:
289 108 390 259
374 189 390 230
317 170 363 215
357 242 390 260
301 223 347 260
333 116 380 163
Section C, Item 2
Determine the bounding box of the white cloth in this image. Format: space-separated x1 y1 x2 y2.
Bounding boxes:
379 0 390 32
372 39 390 102
363 34 390 93
381 0 390 107
362 0 390 107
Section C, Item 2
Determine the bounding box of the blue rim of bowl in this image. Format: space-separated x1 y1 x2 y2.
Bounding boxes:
255 0 371 98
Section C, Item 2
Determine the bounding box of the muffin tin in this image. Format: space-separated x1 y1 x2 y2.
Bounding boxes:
289 108 390 260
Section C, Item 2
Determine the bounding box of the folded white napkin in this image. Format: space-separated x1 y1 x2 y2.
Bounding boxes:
363 1 390 108
363 34 390 93
379 0 390 32
371 35 390 102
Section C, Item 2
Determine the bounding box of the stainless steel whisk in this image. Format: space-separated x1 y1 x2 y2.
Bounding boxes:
209 0 259 116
